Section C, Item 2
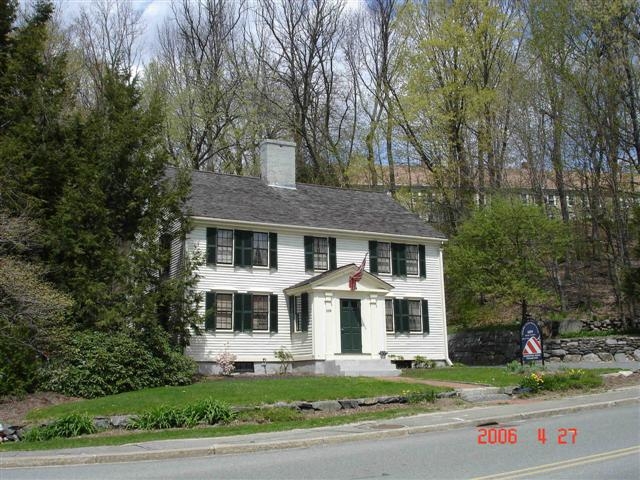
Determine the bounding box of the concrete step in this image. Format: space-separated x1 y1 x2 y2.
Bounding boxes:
325 359 400 377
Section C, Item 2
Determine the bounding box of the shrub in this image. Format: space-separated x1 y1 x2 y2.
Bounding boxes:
543 369 602 391
413 356 435 369
214 349 237 376
520 372 545 393
23 413 96 442
0 329 40 396
40 331 196 398
131 406 187 430
518 369 602 393
130 398 235 430
274 347 294 374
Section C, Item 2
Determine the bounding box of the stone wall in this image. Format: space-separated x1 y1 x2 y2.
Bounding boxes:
448 331 640 365
448 331 520 365
544 337 640 363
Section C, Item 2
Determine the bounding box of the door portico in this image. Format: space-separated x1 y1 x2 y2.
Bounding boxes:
284 263 393 361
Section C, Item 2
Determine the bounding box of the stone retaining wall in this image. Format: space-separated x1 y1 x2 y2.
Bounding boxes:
544 337 640 363
448 331 520 365
448 332 640 365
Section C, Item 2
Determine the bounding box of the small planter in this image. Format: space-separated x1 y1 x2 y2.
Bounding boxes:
378 350 388 359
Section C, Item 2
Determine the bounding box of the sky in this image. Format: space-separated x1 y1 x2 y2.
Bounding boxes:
41 0 365 66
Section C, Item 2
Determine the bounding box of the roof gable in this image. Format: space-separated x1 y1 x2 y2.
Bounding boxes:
182 169 446 240
284 264 394 295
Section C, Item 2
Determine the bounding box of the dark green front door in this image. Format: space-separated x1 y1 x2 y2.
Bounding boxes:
340 299 362 354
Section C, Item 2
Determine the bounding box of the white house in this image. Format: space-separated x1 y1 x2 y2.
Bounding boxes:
181 140 451 376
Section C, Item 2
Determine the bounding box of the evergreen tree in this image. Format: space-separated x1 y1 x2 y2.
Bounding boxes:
45 71 198 347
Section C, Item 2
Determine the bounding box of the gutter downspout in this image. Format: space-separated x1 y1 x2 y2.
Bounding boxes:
439 242 453 366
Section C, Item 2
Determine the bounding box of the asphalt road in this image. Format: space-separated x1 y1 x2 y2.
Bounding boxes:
3 404 639 480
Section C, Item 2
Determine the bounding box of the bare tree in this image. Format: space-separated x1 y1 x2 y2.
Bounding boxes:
71 0 143 104
257 0 355 185
153 0 247 171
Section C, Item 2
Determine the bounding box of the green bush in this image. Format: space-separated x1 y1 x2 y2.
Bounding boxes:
0 327 40 396
130 398 235 430
519 369 602 393
23 413 96 442
40 331 196 398
542 369 602 391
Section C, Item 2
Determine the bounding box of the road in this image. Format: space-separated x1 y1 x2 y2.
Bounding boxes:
3 403 639 480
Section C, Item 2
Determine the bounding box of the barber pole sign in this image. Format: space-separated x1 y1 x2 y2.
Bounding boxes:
521 320 544 364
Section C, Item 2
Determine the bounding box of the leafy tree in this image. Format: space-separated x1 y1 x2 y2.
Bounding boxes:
446 198 571 326
0 0 70 216
0 212 72 394
44 72 198 348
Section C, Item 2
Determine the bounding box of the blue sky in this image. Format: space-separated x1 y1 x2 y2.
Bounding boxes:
25 0 365 64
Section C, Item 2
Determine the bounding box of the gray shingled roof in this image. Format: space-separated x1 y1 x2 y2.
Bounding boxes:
183 169 446 239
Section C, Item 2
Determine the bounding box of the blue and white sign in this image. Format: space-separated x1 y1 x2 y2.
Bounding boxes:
521 321 543 362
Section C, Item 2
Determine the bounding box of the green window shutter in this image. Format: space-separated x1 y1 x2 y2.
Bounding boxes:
288 296 295 334
304 236 314 271
269 233 278 269
391 243 407 276
393 299 409 333
233 293 242 332
421 299 430 334
233 294 252 332
419 245 426 278
234 230 253 267
206 228 217 265
329 237 337 270
393 298 400 332
301 293 309 332
270 294 278 333
243 294 253 331
369 241 378 274
205 291 216 331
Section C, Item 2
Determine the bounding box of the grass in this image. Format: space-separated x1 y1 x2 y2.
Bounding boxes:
402 365 618 388
557 329 640 338
402 366 524 387
3 404 447 452
26 376 447 422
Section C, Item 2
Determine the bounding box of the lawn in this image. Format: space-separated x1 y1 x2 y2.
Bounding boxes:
401 365 617 388
27 376 448 421
3 404 446 452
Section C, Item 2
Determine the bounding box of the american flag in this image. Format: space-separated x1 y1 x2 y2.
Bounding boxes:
349 253 368 290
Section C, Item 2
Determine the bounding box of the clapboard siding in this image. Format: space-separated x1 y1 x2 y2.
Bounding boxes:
186 223 447 362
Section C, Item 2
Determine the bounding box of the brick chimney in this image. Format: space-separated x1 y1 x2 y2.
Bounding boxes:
260 139 296 189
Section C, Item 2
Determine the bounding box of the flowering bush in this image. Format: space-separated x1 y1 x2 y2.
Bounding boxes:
520 372 545 392
214 350 237 376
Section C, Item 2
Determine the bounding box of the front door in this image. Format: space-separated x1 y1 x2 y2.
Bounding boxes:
340 299 362 354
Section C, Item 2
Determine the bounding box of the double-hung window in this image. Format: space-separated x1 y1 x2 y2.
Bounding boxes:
369 241 425 278
252 295 269 330
388 298 430 334
288 294 309 332
377 243 391 274
314 237 328 270
252 232 269 267
206 227 277 269
214 229 233 264
385 299 394 332
405 245 419 276
205 292 278 333
304 236 337 271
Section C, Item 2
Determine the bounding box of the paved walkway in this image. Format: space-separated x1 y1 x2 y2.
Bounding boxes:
2 386 638 469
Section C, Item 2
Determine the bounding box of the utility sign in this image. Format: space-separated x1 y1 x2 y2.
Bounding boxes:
521 320 544 363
